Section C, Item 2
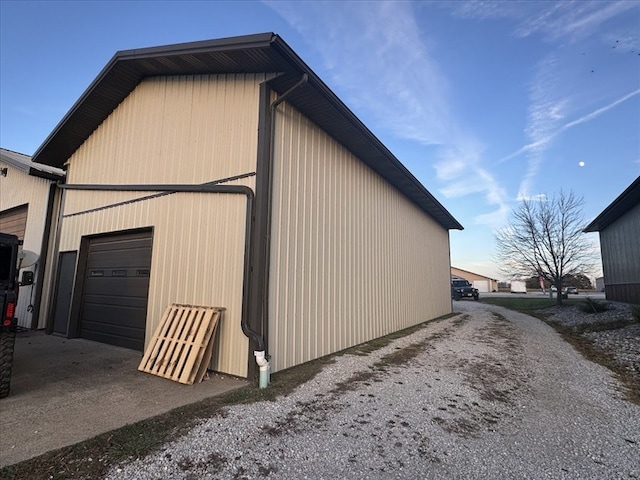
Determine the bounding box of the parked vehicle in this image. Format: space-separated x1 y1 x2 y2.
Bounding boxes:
0 232 20 398
565 286 579 294
451 277 479 301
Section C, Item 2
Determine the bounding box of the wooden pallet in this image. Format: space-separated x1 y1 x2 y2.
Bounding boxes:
138 304 224 385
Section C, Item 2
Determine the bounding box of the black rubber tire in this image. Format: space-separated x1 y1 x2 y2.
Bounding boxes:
0 331 16 399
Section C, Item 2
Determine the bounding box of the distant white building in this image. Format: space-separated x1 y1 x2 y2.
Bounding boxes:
450 267 498 292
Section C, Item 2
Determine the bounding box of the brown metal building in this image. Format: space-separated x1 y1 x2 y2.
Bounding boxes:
584 176 640 304
33 33 463 379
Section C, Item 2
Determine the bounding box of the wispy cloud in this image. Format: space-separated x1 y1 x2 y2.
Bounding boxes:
517 54 568 199
266 1 454 146
563 88 640 129
603 33 640 54
450 1 638 42
266 0 511 226
448 0 532 22
490 0 640 199
435 142 510 227
499 87 640 166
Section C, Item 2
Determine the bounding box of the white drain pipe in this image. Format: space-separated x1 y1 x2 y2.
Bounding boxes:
254 351 270 389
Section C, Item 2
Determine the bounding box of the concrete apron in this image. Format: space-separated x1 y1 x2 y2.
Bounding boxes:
0 330 247 467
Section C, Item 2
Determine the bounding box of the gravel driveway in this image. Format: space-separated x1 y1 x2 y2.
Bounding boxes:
107 301 640 479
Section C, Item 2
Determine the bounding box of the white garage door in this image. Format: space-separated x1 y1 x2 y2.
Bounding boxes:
473 280 490 293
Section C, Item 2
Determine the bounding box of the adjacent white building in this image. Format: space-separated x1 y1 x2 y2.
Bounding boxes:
0 148 64 329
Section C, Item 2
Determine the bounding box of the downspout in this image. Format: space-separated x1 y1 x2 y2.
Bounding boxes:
31 181 59 329
52 183 265 369
270 74 308 114
45 182 68 334
251 74 309 388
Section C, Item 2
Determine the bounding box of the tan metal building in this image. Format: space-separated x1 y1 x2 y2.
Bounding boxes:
450 267 498 293
32 33 463 379
0 149 64 329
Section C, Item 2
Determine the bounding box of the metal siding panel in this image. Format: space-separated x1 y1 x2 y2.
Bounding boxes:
605 283 640 304
269 103 452 373
58 192 249 377
0 162 53 328
600 201 640 285
65 73 262 201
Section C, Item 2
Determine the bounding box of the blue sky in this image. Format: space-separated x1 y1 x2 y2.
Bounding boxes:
1 1 639 281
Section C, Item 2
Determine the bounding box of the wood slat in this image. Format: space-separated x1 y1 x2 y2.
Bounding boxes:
138 304 224 384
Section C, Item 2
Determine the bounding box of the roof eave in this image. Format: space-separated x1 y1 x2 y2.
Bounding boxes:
1 148 65 180
31 33 280 168
28 167 65 181
584 176 640 232
30 33 462 230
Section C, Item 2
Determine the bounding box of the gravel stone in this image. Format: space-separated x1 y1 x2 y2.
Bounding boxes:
544 301 640 374
105 302 640 480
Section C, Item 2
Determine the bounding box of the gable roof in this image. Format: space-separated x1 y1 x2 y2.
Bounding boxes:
31 32 462 230
0 148 65 181
584 176 640 232
451 266 497 281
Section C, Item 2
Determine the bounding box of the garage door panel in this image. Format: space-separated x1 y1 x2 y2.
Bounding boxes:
83 293 148 308
81 304 146 329
81 329 144 351
87 250 152 269
83 277 151 297
81 317 145 336
89 234 151 247
79 231 152 351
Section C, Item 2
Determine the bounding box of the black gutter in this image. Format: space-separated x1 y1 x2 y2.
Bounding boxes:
30 182 60 329
62 172 256 218
28 168 65 182
55 183 265 353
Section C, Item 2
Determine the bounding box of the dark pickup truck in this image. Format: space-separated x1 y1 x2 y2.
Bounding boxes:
1 232 20 398
451 278 479 301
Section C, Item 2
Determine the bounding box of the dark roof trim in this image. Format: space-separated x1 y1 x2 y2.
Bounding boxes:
0 148 65 181
31 33 462 230
584 176 640 232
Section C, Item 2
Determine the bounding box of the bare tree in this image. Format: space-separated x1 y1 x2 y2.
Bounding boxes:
494 191 597 305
